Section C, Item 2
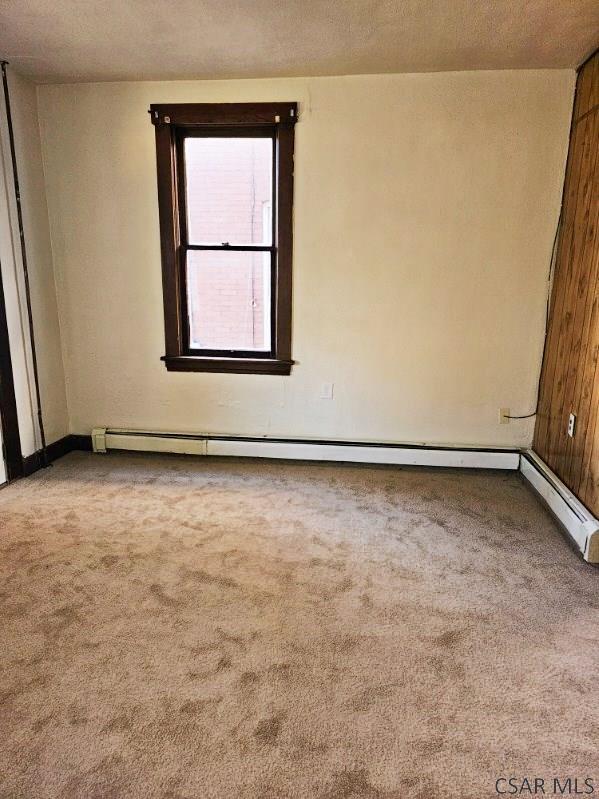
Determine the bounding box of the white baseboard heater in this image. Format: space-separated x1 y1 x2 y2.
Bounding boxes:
91 427 519 470
519 450 599 564
90 429 599 563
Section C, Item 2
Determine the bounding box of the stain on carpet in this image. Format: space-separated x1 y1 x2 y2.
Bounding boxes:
254 712 285 745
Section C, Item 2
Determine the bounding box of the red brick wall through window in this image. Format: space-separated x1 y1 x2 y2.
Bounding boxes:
184 137 272 351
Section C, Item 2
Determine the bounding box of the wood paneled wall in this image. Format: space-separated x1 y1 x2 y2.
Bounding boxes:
533 50 599 515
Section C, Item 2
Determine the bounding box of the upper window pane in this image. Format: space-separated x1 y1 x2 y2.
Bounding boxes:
184 137 273 245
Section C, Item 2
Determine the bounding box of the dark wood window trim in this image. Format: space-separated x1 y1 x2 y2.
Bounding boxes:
150 102 297 375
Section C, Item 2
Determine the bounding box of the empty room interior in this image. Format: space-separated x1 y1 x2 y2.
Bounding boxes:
1 2 599 797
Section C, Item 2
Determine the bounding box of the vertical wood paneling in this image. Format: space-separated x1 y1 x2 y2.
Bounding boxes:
573 53 599 121
554 112 598 479
533 50 599 516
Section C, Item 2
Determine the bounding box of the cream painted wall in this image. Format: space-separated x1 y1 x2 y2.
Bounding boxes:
37 70 574 447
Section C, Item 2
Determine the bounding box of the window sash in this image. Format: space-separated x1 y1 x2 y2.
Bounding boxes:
182 247 276 359
179 127 276 247
176 127 277 358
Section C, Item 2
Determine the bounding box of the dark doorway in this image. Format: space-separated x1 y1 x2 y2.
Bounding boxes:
0 254 23 481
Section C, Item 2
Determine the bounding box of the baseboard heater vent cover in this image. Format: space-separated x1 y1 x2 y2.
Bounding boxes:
92 428 207 456
91 428 519 470
520 450 599 564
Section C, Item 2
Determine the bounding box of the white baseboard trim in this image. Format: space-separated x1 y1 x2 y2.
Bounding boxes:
519 450 599 564
206 439 519 468
91 427 519 470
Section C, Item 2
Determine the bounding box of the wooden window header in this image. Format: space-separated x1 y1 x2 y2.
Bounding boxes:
149 102 298 127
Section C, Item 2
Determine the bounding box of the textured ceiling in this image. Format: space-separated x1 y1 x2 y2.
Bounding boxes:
1 0 598 84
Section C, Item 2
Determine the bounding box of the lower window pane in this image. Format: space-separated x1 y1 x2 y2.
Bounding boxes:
186 250 272 352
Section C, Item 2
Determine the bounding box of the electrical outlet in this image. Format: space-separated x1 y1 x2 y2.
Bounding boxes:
320 382 334 400
567 413 576 438
499 408 510 424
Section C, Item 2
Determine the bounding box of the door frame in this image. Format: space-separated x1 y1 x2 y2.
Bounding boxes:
0 252 23 480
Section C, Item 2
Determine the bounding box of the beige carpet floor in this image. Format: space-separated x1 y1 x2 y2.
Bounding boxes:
0 452 598 799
